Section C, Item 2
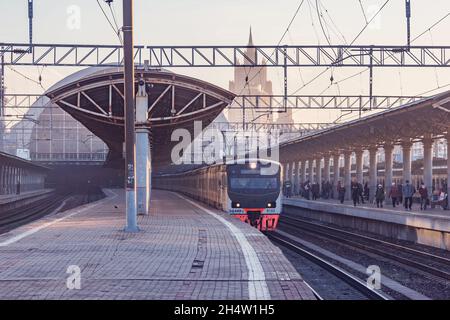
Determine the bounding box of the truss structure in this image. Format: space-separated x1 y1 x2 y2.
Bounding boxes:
1 43 450 67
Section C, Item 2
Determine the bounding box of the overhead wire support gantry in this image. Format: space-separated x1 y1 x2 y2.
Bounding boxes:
0 43 449 68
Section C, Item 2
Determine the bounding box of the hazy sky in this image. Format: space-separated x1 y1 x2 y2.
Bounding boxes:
1 0 450 123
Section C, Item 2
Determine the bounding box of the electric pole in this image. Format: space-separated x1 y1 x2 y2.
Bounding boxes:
406 0 411 49
0 48 4 152
123 0 138 232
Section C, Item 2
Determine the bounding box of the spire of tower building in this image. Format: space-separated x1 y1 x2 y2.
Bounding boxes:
246 26 256 65
248 26 254 47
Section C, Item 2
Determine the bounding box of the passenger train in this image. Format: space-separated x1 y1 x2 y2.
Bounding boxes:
153 159 282 231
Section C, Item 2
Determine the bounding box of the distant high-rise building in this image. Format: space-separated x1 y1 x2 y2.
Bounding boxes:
228 28 274 125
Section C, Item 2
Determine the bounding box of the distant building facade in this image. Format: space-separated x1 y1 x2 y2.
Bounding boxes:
228 29 295 127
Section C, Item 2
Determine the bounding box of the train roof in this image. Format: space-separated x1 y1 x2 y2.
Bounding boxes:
155 158 281 177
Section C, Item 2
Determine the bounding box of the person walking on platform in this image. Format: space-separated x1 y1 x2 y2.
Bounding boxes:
375 184 385 208
351 181 359 207
402 180 415 210
338 184 346 204
419 184 429 210
285 181 292 198
389 182 401 208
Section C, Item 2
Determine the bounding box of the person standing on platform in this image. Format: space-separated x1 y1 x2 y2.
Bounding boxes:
419 184 429 210
312 182 319 200
375 184 385 208
351 181 359 207
338 184 346 204
389 182 400 208
402 180 415 210
304 181 311 200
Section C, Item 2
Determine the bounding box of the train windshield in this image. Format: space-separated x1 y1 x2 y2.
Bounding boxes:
230 177 278 190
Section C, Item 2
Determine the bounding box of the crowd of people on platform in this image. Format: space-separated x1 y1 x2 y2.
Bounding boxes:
283 179 449 211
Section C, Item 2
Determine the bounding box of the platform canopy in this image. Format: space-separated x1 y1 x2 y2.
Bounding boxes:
45 67 235 169
280 91 450 162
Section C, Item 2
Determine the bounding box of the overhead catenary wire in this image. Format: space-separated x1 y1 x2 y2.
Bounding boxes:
348 0 391 46
289 0 392 96
96 0 123 45
235 0 307 98
328 9 450 91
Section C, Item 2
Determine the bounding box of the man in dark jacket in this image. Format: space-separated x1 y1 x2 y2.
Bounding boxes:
312 182 320 200
375 184 385 208
351 181 360 207
338 185 346 204
418 184 429 210
402 180 415 210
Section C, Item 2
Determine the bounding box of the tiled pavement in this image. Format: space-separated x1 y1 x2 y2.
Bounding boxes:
0 189 316 300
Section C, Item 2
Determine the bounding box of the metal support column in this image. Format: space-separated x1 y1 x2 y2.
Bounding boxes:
309 159 314 182
135 79 150 215
123 0 138 232
343 152 352 200
316 158 322 192
384 144 394 196
300 160 307 185
423 136 433 196
290 161 296 186
402 142 412 184
333 153 340 184
447 134 450 205
355 149 364 185
285 162 290 183
323 155 330 183
368 147 378 202
293 161 299 195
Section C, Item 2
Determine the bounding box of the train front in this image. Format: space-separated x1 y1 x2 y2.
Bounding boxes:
226 160 281 231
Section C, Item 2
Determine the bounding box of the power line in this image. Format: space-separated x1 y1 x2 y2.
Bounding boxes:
319 9 450 92
411 12 450 42
6 65 45 91
358 0 369 24
96 0 123 45
235 0 306 97
349 0 391 45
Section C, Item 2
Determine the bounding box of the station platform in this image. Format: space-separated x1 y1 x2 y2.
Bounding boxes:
283 197 450 250
0 189 54 205
0 189 316 300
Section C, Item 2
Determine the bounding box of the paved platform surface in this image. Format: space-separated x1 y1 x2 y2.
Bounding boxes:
0 189 54 205
285 196 450 230
0 189 315 300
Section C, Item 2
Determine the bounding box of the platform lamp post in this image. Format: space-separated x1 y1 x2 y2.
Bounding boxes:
123 0 138 232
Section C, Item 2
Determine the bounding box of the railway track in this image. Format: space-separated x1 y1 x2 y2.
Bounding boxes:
0 193 70 234
279 214 450 282
268 231 389 300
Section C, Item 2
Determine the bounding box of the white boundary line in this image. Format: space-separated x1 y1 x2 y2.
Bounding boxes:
175 193 271 300
0 190 118 247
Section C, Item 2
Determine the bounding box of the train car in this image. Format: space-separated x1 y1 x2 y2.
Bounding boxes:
153 159 282 231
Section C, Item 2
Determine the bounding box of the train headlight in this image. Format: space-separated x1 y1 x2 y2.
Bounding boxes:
266 202 276 208
236 203 240 208
249 162 257 170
